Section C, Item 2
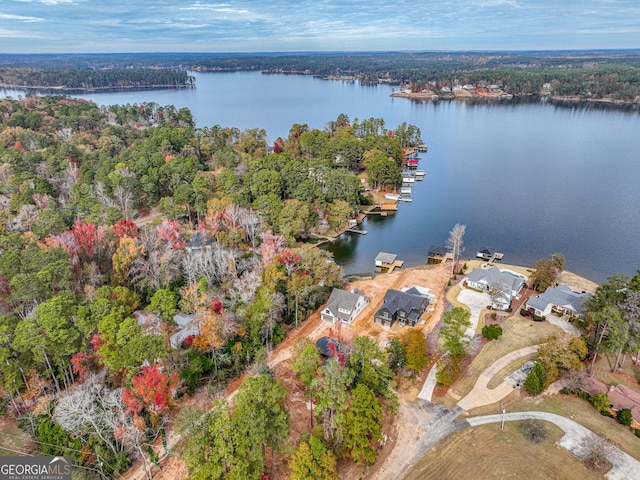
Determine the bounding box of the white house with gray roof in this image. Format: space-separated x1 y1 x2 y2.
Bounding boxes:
321 288 369 325
525 284 591 317
465 266 525 310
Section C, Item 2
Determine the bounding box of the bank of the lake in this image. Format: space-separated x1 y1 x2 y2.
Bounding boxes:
3 71 639 283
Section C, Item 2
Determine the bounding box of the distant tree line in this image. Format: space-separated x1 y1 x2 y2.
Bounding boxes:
0 68 194 91
2 50 640 101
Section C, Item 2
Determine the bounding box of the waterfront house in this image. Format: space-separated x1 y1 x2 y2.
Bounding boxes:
374 288 430 327
321 288 369 325
465 267 525 310
524 284 591 318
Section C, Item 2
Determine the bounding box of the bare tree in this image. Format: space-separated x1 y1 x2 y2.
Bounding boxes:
446 223 466 276
131 227 183 290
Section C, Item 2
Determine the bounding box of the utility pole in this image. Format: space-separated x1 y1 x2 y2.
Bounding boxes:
501 404 506 431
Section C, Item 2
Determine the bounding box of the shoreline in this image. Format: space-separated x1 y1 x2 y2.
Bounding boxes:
341 259 600 292
390 90 640 108
0 83 195 95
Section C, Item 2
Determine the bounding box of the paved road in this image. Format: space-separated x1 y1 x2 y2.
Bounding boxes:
457 286 490 337
467 412 640 480
457 344 540 411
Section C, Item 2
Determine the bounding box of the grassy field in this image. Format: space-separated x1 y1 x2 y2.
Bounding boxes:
465 391 640 462
442 314 566 407
404 421 604 480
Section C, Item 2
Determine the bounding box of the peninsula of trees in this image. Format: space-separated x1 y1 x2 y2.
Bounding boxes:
0 95 422 478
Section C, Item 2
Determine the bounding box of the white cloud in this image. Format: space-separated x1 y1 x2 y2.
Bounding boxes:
0 27 46 38
0 13 45 22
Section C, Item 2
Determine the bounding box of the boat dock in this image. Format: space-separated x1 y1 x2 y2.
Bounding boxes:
346 228 367 235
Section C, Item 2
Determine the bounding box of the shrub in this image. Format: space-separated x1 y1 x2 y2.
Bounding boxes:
634 429 640 439
524 362 546 395
590 392 610 412
447 280 452 286
435 356 460 386
577 390 591 400
522 419 549 444
482 324 503 340
616 408 633 427
600 410 614 418
520 308 530 317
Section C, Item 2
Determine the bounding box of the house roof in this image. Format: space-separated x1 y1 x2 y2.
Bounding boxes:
583 378 640 423
466 267 524 294
376 252 397 264
185 231 213 249
525 284 591 315
428 245 447 257
324 288 367 321
316 336 342 357
375 289 429 320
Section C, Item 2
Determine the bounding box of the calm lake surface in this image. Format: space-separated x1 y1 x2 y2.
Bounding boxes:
3 71 640 283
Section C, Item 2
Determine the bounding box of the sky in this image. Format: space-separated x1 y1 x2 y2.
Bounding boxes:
1 0 639 54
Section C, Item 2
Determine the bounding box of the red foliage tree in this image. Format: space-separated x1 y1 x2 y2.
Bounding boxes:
122 364 179 418
156 219 184 249
258 230 285 265
112 219 139 239
70 351 93 383
276 249 301 276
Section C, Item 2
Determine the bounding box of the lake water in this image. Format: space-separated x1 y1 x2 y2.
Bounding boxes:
3 71 640 283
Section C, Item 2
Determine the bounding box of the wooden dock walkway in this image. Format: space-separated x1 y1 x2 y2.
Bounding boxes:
387 260 404 273
346 228 367 235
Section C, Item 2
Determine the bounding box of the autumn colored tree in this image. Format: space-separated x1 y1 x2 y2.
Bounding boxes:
402 329 429 375
111 236 144 286
122 364 179 429
112 219 139 239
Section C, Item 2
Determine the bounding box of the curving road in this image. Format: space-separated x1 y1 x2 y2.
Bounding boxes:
466 411 640 480
457 344 540 411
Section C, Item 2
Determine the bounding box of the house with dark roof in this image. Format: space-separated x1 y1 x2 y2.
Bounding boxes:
185 231 213 252
427 245 448 264
374 289 430 327
525 284 592 318
315 336 343 358
321 288 369 325
465 266 525 310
